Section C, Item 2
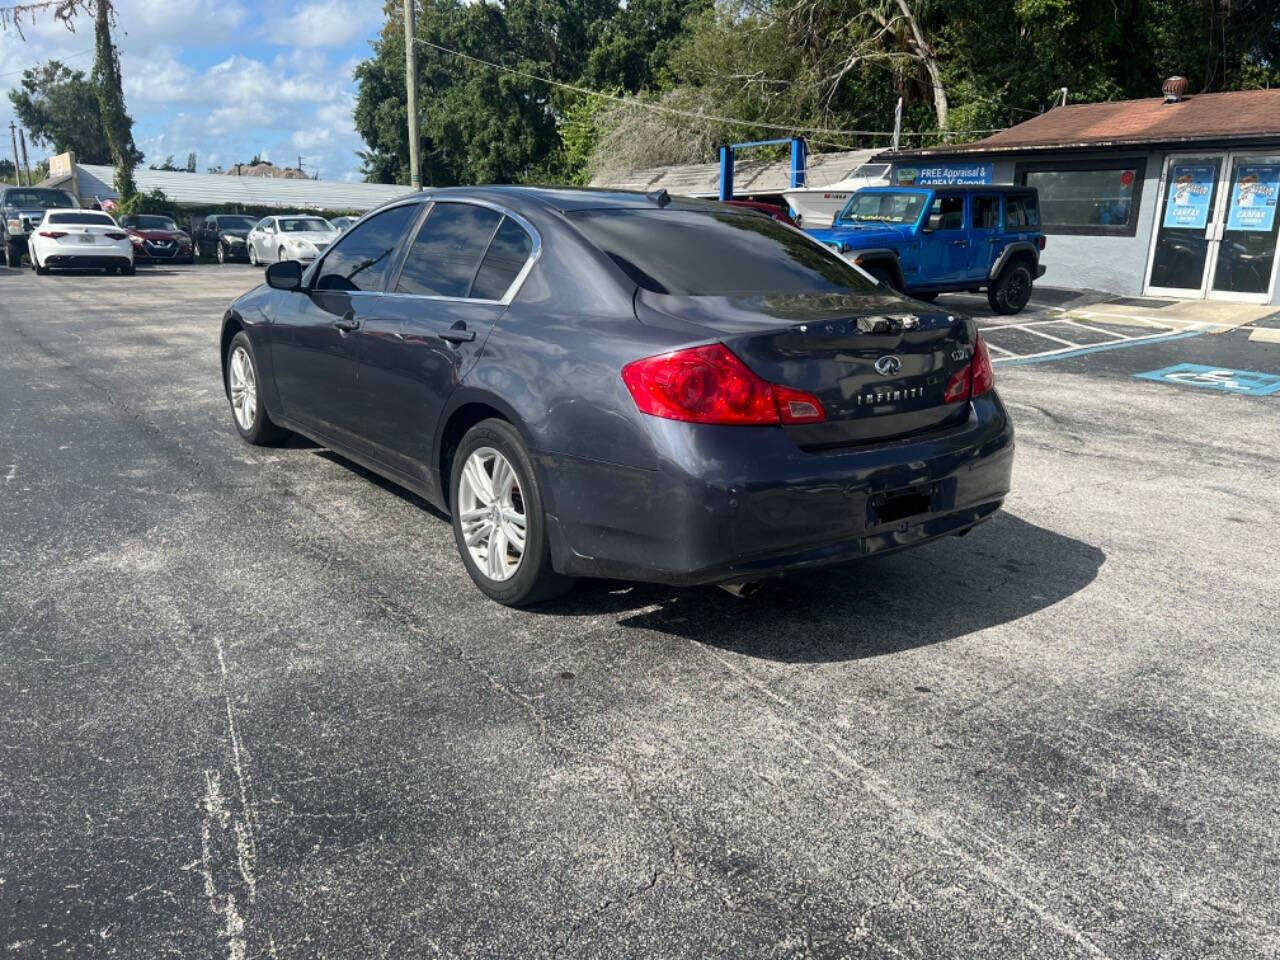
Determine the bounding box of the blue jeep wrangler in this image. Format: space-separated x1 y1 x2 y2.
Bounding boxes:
805 185 1047 314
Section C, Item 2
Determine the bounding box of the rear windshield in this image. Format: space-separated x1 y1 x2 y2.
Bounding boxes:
6 189 78 209
216 216 256 229
47 212 117 225
568 208 876 296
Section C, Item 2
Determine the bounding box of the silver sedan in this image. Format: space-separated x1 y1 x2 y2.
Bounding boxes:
245 215 338 266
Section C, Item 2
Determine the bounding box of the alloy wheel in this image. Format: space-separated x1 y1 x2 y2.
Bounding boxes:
457 447 527 582
217 243 225 264
227 345 258 431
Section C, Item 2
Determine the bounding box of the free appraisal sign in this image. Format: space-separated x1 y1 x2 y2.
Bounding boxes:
894 162 994 186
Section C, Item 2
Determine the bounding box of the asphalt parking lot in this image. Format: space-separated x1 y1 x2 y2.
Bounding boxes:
2 265 1278 959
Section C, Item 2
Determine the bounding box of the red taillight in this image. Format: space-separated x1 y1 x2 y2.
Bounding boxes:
970 335 995 397
105 231 128 240
39 230 67 239
1037 235 1047 251
621 344 825 426
943 335 995 404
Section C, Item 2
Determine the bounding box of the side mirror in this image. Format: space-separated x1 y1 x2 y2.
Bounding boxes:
266 260 303 292
925 213 944 232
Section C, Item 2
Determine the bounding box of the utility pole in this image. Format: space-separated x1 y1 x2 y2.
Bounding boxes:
9 122 20 187
404 0 421 189
18 128 31 185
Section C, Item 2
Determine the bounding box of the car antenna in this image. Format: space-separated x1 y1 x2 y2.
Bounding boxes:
646 188 671 208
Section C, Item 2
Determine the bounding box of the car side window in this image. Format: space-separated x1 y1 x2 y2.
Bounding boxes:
929 195 965 230
469 217 534 300
396 202 504 298
313 203 418 293
973 196 1000 229
1005 195 1040 229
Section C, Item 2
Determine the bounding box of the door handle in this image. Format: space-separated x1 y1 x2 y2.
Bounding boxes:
439 324 476 344
952 239 968 246
333 312 361 332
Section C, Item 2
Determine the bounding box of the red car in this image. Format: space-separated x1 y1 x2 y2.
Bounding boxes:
118 214 194 264
723 200 799 227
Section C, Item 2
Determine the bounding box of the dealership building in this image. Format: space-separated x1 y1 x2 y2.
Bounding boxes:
874 84 1280 306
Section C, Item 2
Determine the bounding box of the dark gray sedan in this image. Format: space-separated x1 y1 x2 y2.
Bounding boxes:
220 187 1013 605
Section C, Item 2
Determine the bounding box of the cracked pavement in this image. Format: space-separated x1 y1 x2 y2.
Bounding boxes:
1 265 1278 958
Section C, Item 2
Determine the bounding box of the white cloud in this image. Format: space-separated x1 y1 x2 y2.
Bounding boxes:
259 0 384 49
0 0 377 181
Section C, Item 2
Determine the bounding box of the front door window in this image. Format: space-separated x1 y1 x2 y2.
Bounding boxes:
1148 157 1222 293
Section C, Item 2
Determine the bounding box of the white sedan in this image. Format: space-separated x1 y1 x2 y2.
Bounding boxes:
245 215 338 266
29 210 134 275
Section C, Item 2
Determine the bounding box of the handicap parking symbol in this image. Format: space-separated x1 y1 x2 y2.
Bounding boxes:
1135 363 1280 396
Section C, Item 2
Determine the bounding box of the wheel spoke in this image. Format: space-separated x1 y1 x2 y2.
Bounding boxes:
464 518 492 548
463 457 494 504
503 518 525 553
487 524 507 579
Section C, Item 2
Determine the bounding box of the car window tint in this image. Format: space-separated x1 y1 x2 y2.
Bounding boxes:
469 217 533 300
568 208 877 297
396 202 504 298
929 195 965 230
973 196 1000 229
48 212 116 225
314 203 418 293
1005 195 1040 229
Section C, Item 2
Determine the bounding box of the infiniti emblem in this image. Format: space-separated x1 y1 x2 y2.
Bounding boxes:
874 355 902 376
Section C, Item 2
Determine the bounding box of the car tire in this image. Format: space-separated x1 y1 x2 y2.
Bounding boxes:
278 246 287 264
225 331 289 445
249 244 259 267
450 419 575 607
216 243 226 264
987 261 1034 315
33 253 49 276
105 265 118 275
121 264 136 276
5 238 22 269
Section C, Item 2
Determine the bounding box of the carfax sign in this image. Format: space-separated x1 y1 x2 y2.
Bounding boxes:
1163 163 1216 230
1225 164 1279 233
895 162 994 186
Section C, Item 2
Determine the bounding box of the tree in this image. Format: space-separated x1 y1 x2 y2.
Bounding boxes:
7 61 126 164
353 0 707 186
91 0 137 198
0 158 15 183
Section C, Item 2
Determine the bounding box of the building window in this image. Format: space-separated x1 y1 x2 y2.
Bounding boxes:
1017 159 1147 236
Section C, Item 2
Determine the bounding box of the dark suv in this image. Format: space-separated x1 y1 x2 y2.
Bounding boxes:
805 185 1047 314
2 186 80 267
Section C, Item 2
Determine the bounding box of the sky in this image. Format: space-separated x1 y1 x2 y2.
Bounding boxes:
0 0 387 182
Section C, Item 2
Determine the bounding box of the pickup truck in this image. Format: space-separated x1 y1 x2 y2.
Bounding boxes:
805 185 1046 314
2 186 81 268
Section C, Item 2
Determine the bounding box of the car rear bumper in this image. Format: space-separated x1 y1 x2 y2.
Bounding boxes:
42 254 133 268
538 392 1014 586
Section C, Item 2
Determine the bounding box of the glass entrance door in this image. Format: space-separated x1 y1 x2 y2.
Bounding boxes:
1146 155 1224 297
1209 154 1280 303
1145 152 1280 303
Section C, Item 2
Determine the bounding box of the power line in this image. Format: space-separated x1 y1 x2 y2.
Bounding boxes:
0 47 93 79
413 37 1007 143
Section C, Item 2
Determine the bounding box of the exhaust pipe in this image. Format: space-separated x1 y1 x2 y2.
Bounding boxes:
719 579 765 599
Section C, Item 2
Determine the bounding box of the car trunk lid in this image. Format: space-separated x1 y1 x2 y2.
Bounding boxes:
635 290 976 448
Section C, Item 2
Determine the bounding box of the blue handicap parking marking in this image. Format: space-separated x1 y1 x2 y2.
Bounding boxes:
1135 363 1280 396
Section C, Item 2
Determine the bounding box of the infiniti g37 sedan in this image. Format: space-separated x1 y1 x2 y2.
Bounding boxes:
220 187 1013 605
